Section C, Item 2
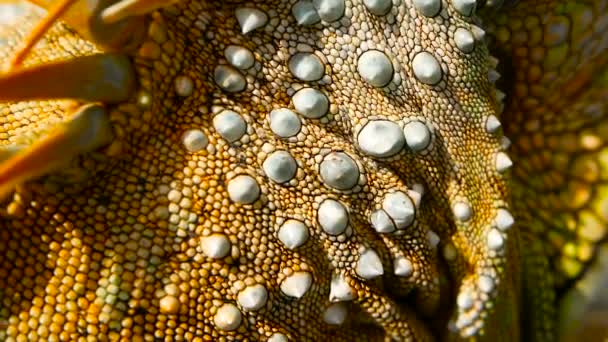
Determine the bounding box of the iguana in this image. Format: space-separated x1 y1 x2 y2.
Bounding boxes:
0 0 605 340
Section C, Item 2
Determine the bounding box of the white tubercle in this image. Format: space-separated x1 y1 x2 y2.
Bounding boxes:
263 150 298 183
225 45 255 69
382 191 415 229
293 88 329 118
182 129 208 152
237 284 268 311
214 303 242 331
322 303 348 325
356 249 384 280
292 1 321 25
319 152 360 190
269 108 301 138
235 7 268 34
318 199 349 235
370 209 396 234
280 272 313 298
200 234 231 259
357 120 404 157
227 175 260 204
357 50 394 87
363 0 392 15
313 0 346 22
412 52 443 85
403 121 431 152
213 110 247 142
277 219 309 249
393 256 413 277
329 274 355 302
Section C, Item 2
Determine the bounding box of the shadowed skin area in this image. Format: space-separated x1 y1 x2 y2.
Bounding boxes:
0 0 606 341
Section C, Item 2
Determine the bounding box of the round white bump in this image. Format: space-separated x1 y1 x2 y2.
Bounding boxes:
453 202 472 222
496 152 513 173
214 303 242 331
412 52 443 85
269 109 301 138
370 209 395 234
235 7 268 34
329 274 355 302
453 0 476 16
382 191 415 229
357 120 404 158
313 0 345 22
394 256 413 277
293 88 328 118
356 249 384 280
214 65 246 92
457 291 474 310
454 28 475 53
174 75 193 96
268 333 288 342
237 284 268 311
487 228 504 250
363 0 392 15
495 209 514 230
323 303 348 325
485 115 501 133
357 50 394 87
478 275 495 293
277 219 309 249
225 45 255 70
426 230 440 248
263 151 297 183
292 1 321 25
227 175 260 204
288 53 324 81
280 272 312 298
319 152 359 190
200 234 231 259
182 129 208 152
213 110 247 142
413 0 441 17
403 121 431 152
317 199 349 235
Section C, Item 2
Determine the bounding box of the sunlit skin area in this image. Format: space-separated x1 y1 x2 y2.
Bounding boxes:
0 0 606 341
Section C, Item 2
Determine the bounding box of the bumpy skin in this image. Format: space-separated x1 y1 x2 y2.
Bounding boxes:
0 0 606 341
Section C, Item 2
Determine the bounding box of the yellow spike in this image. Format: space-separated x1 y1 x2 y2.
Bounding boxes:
101 0 182 24
0 104 112 199
0 53 135 103
4 0 147 52
6 0 78 70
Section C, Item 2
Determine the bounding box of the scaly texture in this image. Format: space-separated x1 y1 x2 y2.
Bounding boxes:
0 0 606 341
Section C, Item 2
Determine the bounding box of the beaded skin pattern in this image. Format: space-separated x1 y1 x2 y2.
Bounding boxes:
0 0 606 341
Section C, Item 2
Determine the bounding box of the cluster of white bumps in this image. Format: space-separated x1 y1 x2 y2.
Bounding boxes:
166 0 515 337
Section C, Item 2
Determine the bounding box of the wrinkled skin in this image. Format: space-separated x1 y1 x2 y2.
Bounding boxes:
0 0 606 341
